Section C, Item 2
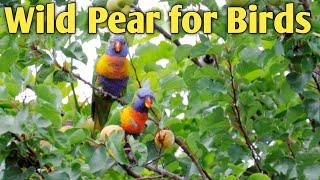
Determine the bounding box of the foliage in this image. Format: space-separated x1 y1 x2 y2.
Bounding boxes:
0 0 319 179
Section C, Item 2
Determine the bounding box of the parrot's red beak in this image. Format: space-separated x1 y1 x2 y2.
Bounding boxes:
144 97 153 109
114 41 122 53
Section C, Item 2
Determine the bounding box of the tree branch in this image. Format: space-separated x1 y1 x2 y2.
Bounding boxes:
53 60 128 105
128 49 142 88
299 0 311 13
118 164 142 178
227 60 262 172
312 74 320 93
145 164 184 180
175 138 212 180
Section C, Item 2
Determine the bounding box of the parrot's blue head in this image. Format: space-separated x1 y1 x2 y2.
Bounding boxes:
106 35 129 57
132 87 155 113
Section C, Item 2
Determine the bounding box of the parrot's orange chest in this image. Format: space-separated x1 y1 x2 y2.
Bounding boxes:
120 107 148 134
96 55 130 79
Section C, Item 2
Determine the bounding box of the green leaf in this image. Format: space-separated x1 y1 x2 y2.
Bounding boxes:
107 130 128 164
0 48 18 73
35 101 62 128
175 44 193 61
67 129 87 145
89 146 115 173
303 99 320 120
240 48 262 62
44 171 70 180
36 64 55 84
0 115 23 135
304 165 320 180
61 41 88 64
160 74 186 91
34 85 62 107
248 173 270 180
286 72 310 93
53 70 75 83
128 136 148 166
5 80 21 97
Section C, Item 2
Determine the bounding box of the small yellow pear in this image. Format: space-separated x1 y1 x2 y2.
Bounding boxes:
80 118 94 131
155 130 175 148
100 125 124 142
59 125 73 132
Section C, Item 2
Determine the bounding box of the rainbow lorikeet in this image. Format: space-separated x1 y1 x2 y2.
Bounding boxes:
92 35 130 131
120 86 154 136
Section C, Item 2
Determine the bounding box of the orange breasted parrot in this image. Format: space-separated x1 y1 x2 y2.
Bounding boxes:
92 35 130 131
120 86 154 136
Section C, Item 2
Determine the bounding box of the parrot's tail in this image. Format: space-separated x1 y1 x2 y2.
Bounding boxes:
92 95 114 132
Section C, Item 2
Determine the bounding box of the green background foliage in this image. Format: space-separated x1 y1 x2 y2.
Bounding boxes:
0 0 319 179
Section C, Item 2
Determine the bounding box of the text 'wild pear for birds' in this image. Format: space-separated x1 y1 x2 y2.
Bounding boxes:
3 3 311 34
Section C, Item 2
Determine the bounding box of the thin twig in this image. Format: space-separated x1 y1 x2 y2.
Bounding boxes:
145 164 183 180
127 48 142 88
227 60 262 172
124 136 182 179
119 164 142 178
10 133 43 178
53 60 128 105
312 74 320 93
68 36 81 113
175 138 212 180
69 59 81 113
287 139 295 159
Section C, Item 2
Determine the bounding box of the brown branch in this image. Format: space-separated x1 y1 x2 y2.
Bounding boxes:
134 77 210 179
128 50 142 88
70 82 81 112
53 60 128 105
175 138 212 180
119 164 142 178
123 147 182 179
125 9 210 178
287 139 296 159
227 60 262 172
10 133 43 178
145 164 184 180
312 74 320 93
299 0 311 12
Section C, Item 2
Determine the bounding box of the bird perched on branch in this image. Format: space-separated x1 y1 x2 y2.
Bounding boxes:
120 86 154 136
92 35 130 131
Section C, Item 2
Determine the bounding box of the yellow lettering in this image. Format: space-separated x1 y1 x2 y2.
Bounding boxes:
182 12 202 33
146 11 161 33
46 3 55 33
36 5 45 33
296 12 311 34
259 12 273 33
203 12 218 34
228 7 247 33
169 5 182 33
108 12 126 34
127 12 144 33
56 3 76 34
274 3 294 33
88 7 108 33
4 6 34 33
249 4 258 33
